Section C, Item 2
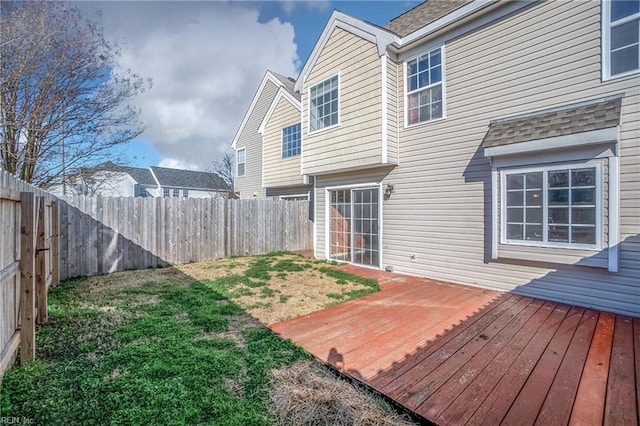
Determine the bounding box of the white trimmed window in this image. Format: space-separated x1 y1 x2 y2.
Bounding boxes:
282 123 301 158
236 148 246 177
163 188 170 197
501 163 602 249
604 0 640 78
183 189 189 198
309 75 338 132
406 47 444 125
172 188 180 198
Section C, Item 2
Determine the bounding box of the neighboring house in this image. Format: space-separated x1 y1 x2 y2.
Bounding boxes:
149 166 228 198
48 162 228 198
232 71 313 200
244 0 640 316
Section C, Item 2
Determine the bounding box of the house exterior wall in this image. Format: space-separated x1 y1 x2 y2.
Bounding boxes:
234 80 280 198
302 27 385 175
262 97 305 188
314 1 640 316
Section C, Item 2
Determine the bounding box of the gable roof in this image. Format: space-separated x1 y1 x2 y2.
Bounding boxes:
231 70 297 149
258 87 301 135
386 0 473 37
483 96 622 149
94 162 157 186
149 166 228 190
294 10 398 92
271 71 300 101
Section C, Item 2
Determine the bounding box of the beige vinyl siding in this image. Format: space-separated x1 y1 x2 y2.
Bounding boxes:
378 0 640 316
303 28 383 175
386 56 399 164
234 80 279 198
263 97 304 188
314 167 394 260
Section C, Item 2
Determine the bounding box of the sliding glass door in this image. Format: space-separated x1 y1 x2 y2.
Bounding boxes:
329 187 379 267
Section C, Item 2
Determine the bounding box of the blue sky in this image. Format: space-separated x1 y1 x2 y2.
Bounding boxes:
87 1 421 170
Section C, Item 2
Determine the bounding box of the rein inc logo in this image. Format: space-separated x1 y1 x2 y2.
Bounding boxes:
0 418 34 424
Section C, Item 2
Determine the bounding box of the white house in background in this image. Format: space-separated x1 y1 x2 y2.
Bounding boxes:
48 162 228 198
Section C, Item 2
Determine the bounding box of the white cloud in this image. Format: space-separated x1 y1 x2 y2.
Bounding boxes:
157 158 197 171
90 2 299 170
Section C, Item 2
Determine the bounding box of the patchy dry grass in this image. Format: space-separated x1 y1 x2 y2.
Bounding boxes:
1 252 412 425
179 252 379 324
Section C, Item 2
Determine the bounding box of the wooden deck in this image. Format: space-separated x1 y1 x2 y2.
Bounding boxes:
269 266 639 425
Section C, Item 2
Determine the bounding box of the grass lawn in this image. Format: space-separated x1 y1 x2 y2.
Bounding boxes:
1 252 413 425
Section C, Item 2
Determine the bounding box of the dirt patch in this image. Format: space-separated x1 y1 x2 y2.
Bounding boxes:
270 360 416 425
178 257 251 281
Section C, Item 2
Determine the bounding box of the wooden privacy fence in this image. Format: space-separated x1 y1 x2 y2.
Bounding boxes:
59 196 313 278
1 169 312 378
0 189 59 380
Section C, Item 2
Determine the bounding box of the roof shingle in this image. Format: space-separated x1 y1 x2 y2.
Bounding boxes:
483 97 622 149
150 166 228 190
385 0 473 37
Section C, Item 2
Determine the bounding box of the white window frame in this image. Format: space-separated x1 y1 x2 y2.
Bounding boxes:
602 0 640 80
324 182 383 270
404 45 446 128
499 162 603 250
183 189 189 198
308 73 340 134
280 193 309 201
163 188 170 197
236 147 246 177
172 188 180 198
281 123 302 158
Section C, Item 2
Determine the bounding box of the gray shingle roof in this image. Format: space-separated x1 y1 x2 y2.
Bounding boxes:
150 166 228 190
96 162 157 186
385 0 473 37
483 97 622 149
271 71 300 101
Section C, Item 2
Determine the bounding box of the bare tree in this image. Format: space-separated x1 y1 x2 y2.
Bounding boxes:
0 1 151 185
209 152 237 198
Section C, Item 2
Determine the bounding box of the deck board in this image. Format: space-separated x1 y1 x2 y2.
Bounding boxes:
604 315 637 426
269 265 638 426
535 309 598 425
569 312 615 426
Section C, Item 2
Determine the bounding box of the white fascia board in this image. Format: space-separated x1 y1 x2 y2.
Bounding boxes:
148 167 161 187
257 87 301 135
231 71 283 149
484 127 620 158
294 10 399 92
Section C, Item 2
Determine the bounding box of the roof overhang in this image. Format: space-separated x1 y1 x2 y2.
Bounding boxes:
258 87 301 135
231 71 286 149
484 127 620 158
294 10 399 92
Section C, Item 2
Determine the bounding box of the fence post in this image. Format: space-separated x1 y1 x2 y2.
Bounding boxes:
51 201 60 285
19 192 36 363
36 197 47 324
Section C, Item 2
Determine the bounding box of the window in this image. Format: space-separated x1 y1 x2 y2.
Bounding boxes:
604 0 640 78
282 123 301 158
309 75 338 132
502 164 601 248
135 186 148 197
236 148 246 177
172 188 180 198
183 189 189 198
163 188 170 197
406 47 444 125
